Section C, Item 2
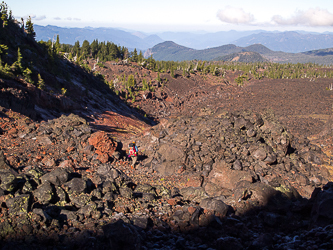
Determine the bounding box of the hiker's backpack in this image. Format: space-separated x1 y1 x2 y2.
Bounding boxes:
129 143 137 156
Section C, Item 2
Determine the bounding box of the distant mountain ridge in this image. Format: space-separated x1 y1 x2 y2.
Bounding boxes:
147 41 333 64
155 30 263 49
145 42 259 61
34 25 163 51
146 41 272 61
233 31 333 53
34 25 333 54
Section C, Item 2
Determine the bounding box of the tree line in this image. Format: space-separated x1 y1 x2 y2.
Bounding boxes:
56 39 129 62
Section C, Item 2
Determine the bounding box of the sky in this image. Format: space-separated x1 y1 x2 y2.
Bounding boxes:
4 0 333 33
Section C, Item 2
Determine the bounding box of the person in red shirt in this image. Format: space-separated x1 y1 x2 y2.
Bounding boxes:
128 141 138 167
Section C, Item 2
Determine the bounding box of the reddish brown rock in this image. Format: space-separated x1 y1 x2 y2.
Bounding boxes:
167 198 177 206
186 174 202 187
41 156 56 167
88 131 117 163
66 146 75 153
7 127 17 135
188 206 196 215
58 159 74 169
208 160 254 191
96 152 109 164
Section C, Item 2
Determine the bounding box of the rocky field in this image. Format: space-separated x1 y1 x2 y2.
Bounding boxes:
0 60 332 250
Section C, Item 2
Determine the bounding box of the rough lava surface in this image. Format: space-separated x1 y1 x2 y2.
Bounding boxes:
0 60 332 249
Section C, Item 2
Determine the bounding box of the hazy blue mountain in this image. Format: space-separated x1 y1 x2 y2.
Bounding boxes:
147 41 333 64
302 47 333 56
34 25 333 55
156 30 264 49
146 41 263 61
232 31 333 53
34 25 164 51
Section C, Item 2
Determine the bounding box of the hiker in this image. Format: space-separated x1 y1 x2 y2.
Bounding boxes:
128 141 138 167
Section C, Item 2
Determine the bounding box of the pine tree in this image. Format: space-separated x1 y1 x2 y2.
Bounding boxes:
90 39 99 58
183 68 187 77
138 51 143 63
54 35 60 53
11 47 23 73
23 67 32 83
171 67 175 78
37 74 45 90
0 44 8 60
81 40 90 59
25 16 36 38
127 74 135 88
142 79 148 90
49 35 61 55
122 47 129 59
0 1 8 28
73 41 80 58
132 48 138 62
108 42 119 60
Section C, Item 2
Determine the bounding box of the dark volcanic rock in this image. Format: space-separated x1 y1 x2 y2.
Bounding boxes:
63 178 88 194
0 170 18 192
0 86 36 119
119 186 133 199
180 187 209 203
0 151 11 171
311 182 333 227
216 236 243 250
6 194 31 216
33 181 55 204
102 219 143 250
0 101 331 249
200 198 229 218
40 167 70 186
153 143 186 175
140 109 327 200
132 215 149 229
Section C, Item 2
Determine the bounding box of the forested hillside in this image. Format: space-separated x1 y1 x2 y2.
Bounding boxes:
148 41 333 64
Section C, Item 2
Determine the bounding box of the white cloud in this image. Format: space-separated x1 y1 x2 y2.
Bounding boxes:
33 15 46 21
217 6 254 24
272 8 333 26
53 17 80 21
22 14 46 21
